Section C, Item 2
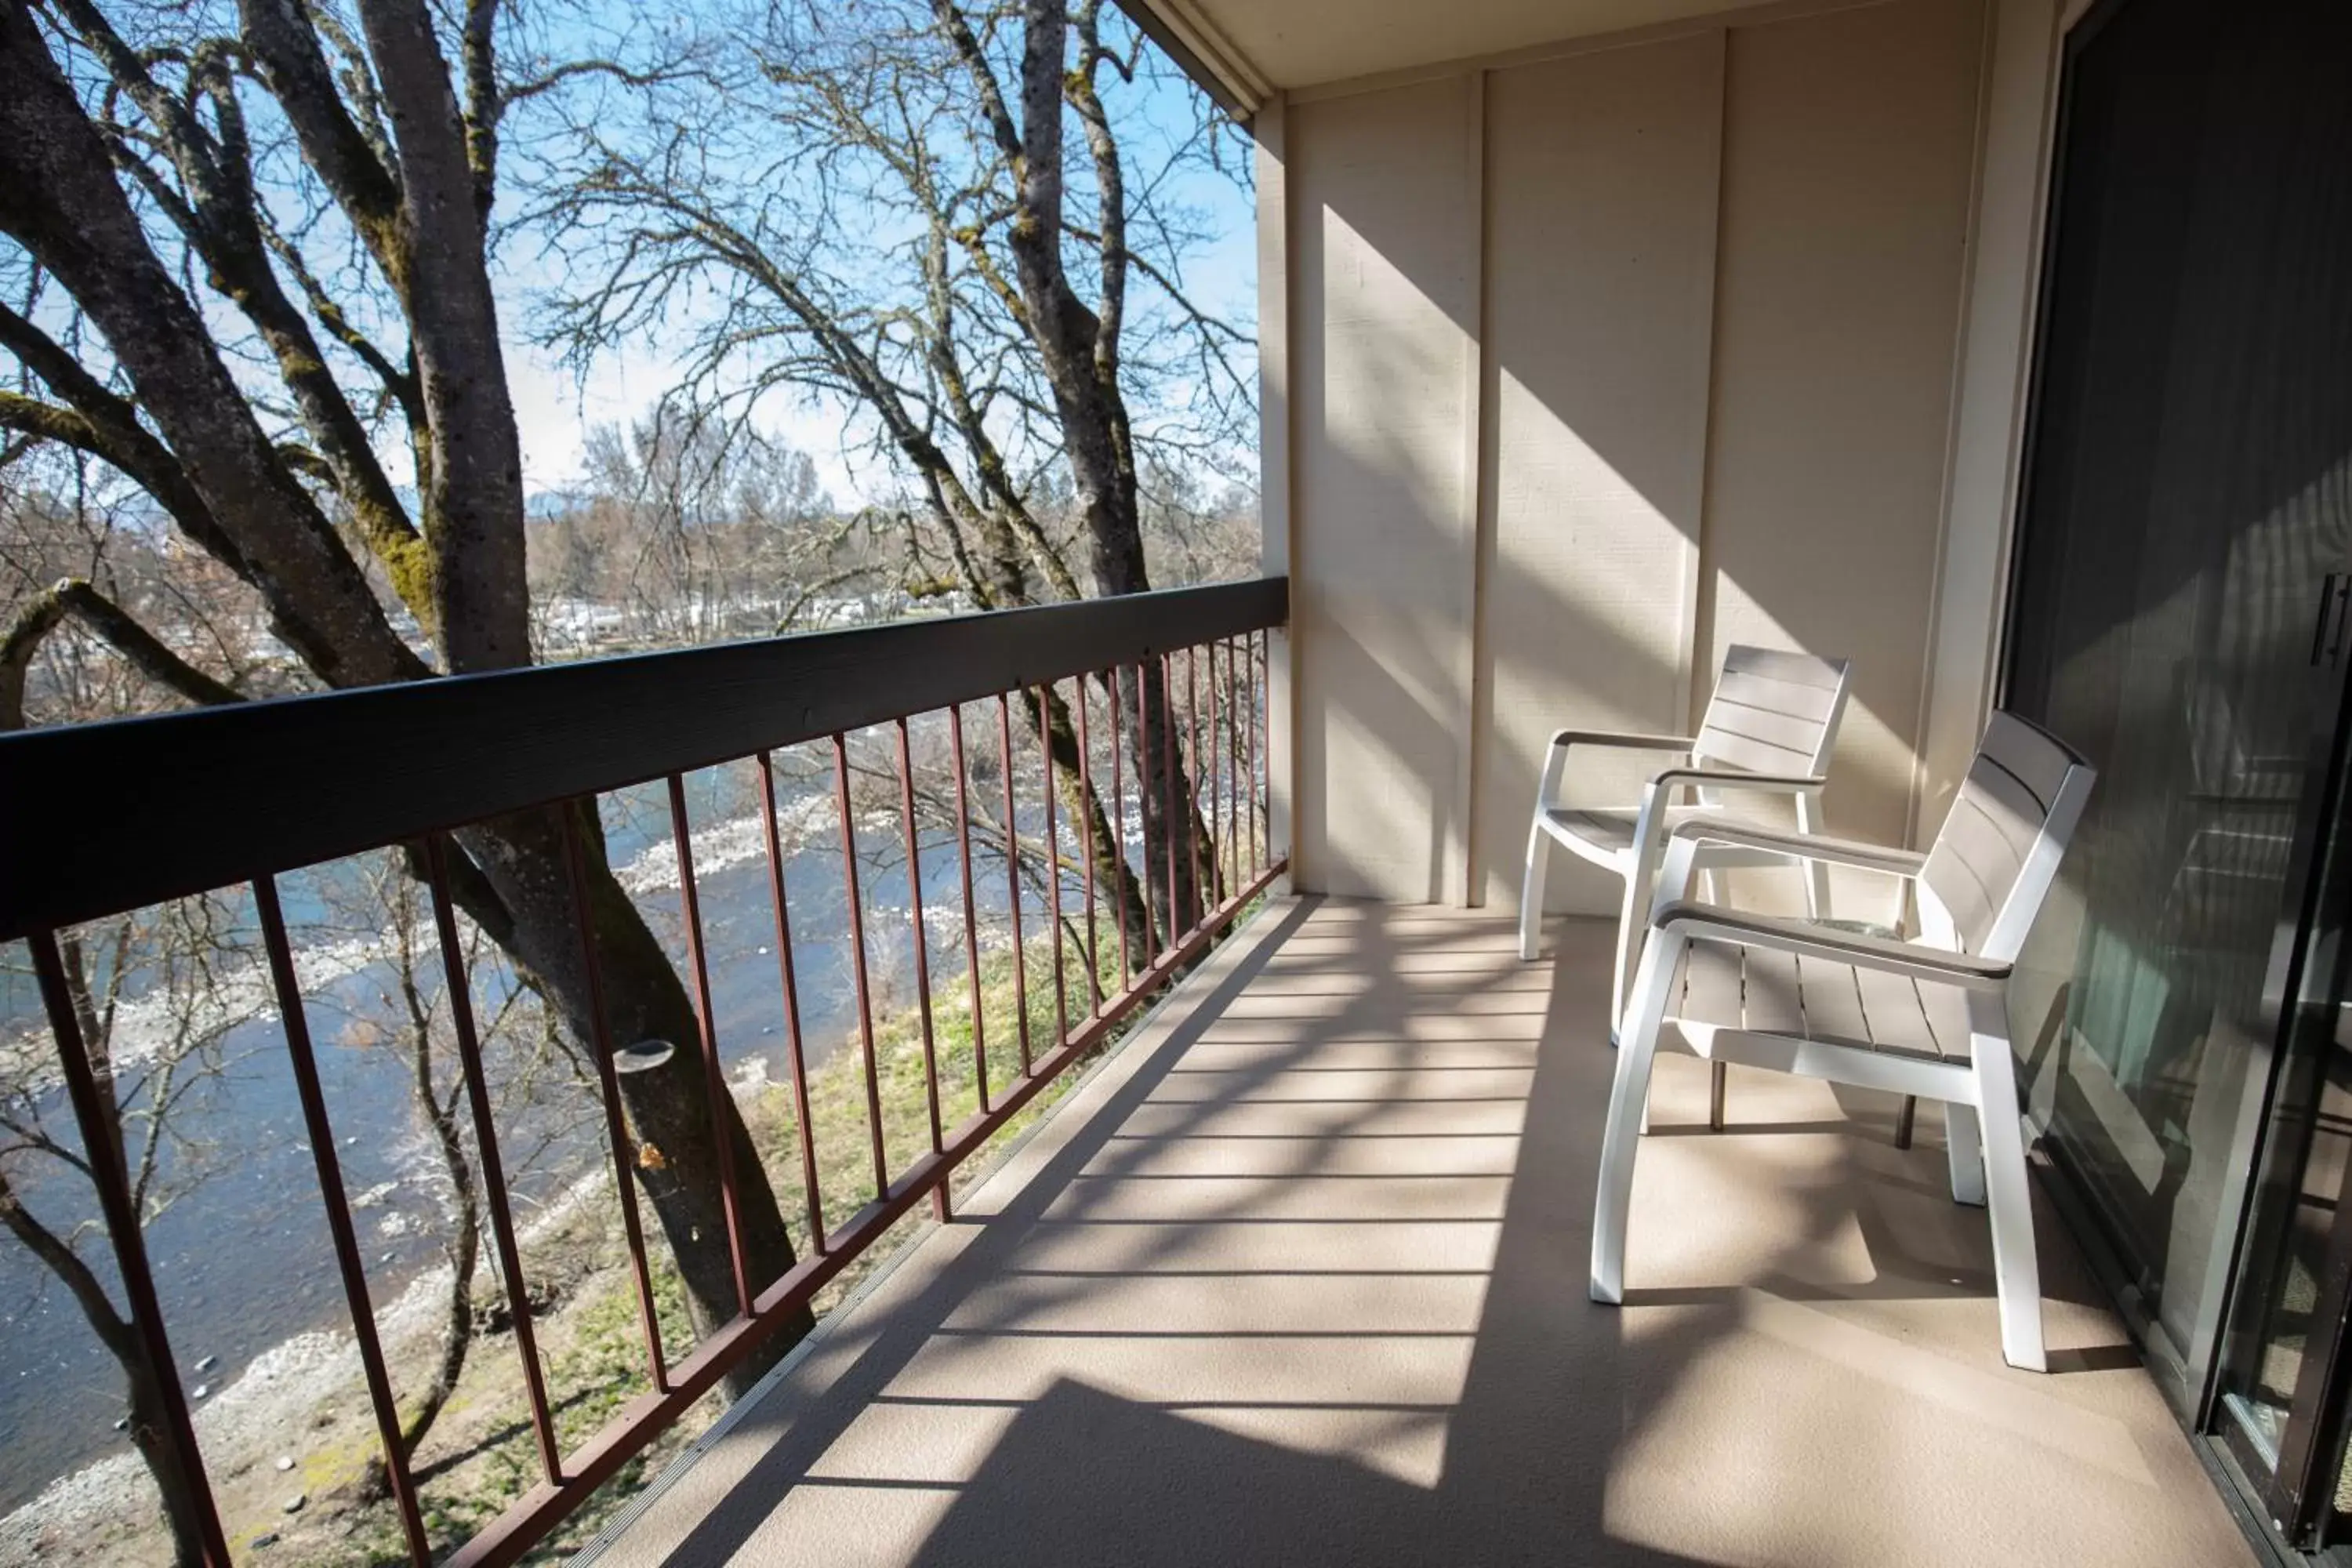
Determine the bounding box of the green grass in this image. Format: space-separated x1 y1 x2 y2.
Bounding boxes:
321 926 1175 1566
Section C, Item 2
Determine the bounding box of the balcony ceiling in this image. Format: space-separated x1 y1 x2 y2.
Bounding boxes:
1129 0 1764 107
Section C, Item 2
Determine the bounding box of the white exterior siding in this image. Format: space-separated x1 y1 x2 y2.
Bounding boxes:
1265 0 2058 913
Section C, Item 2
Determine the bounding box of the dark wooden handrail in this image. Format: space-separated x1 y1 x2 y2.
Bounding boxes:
0 577 1286 939
9 579 1289 1568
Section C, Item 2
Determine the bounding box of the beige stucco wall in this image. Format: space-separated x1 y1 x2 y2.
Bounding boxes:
1473 34 1725 913
1287 76 1484 903
1269 0 2065 911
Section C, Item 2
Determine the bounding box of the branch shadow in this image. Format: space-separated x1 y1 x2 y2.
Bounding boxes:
620 901 2205 1568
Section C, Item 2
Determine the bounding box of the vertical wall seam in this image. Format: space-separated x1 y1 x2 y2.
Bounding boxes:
1689 27 1737 736
1682 28 1732 737
1461 68 1494 908
1911 0 2003 851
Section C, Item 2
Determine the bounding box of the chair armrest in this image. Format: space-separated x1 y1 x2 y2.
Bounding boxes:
1653 900 2010 990
1664 817 1926 877
1646 766 1824 799
1548 729 1697 754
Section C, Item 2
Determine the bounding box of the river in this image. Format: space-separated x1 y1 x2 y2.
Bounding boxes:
0 747 1046 1512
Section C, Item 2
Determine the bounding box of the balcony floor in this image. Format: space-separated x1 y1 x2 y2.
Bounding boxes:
586 898 2256 1568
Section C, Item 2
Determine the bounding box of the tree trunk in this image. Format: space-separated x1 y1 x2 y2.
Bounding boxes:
0 9 807 1396
962 2 1219 959
1123 660 1217 951
1014 682 1151 982
401 1183 478 1457
397 993 480 1457
0 5 424 693
462 806 809 1396
355 0 534 674
0 1172 206 1567
124 1349 211 1568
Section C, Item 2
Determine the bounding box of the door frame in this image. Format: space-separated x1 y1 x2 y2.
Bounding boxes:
1992 0 2352 1555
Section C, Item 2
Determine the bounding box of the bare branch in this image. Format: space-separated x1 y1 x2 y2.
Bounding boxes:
2 576 244 729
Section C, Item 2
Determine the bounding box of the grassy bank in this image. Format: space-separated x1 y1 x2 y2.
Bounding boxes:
235 932 1145 1566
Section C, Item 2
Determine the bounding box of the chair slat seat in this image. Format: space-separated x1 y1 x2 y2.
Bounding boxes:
1519 644 1855 1042
1590 710 2099 1373
1538 804 1705 860
1671 938 1972 1063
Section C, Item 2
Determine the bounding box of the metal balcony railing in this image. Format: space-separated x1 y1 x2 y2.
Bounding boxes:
0 576 1287 1566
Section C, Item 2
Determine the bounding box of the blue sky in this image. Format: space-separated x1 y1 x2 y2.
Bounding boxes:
492 19 1259 505
15 3 1258 514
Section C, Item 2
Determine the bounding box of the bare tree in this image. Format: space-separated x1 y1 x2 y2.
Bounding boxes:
541 0 1254 958
0 0 805 1446
539 415 866 649
323 853 589 1468
0 895 256 1561
0 462 269 1562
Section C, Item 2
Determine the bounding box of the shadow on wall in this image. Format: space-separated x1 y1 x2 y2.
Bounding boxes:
1287 1 1992 910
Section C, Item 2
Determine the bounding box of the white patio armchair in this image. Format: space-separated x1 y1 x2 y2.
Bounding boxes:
1520 647 1854 1040
1588 712 2096 1371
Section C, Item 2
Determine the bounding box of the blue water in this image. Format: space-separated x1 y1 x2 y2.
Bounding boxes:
0 753 1047 1512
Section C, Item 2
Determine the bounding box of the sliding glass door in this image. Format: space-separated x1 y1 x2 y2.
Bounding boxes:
1999 0 2352 1478
2211 735 2352 1544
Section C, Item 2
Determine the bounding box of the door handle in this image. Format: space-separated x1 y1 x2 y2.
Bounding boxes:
2310 574 2350 667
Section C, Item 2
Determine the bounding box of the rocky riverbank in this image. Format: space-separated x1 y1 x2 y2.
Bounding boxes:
0 935 1106 1565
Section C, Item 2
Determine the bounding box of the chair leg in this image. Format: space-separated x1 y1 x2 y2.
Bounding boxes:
1592 933 1681 1305
1795 789 1832 919
1608 872 1645 1042
1519 818 1551 962
1688 864 1725 1127
1971 1025 2045 1371
1613 823 1669 1040
1944 1099 1985 1207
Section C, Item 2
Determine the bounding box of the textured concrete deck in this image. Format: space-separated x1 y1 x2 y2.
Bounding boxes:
586 898 2256 1568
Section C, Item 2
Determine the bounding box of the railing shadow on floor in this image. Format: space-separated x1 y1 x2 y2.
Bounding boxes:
610 899 2176 1568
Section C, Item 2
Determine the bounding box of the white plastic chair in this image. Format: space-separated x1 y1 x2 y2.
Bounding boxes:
1588 712 2096 1372
1519 647 1854 1036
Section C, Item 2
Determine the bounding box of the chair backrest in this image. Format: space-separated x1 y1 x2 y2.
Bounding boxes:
1918 711 2097 961
1690 645 1853 778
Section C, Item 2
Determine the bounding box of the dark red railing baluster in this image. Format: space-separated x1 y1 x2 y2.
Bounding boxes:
5 586 1287 1568
1160 654 1180 944
423 837 561 1484
1107 667 1133 985
831 736 890 1196
1075 675 1102 1015
755 754 826 1254
253 877 431 1564
1133 664 1160 966
1039 687 1068 1047
1185 647 1203 929
1203 640 1220 902
895 718 947 1223
667 775 754 1316
1232 644 1251 902
1253 630 1268 877
1205 641 1222 905
998 694 1030 1075
27 930 231 1567
445 816 1290 1568
558 807 670 1388
950 706 989 1113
